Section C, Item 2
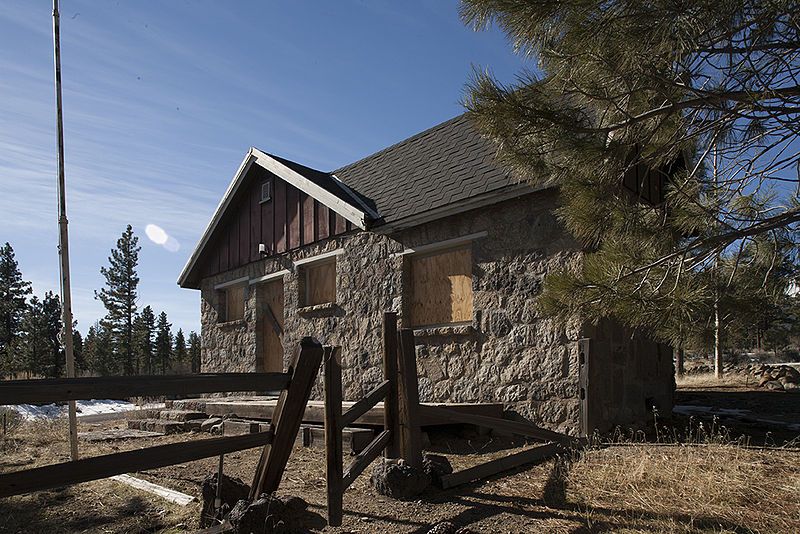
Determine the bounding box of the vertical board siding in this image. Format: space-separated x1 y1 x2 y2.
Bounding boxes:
274 178 287 253
302 193 315 245
201 170 357 279
250 183 261 263
287 186 300 250
317 201 330 240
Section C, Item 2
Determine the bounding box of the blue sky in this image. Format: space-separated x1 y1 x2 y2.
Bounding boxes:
0 1 526 335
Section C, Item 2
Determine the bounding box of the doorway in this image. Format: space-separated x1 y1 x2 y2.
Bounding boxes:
258 279 284 373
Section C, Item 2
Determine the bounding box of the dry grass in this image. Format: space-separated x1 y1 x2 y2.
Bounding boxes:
675 371 753 389
2 418 799 533
568 443 800 533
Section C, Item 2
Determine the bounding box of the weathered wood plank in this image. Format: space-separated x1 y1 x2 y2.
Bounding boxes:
342 430 391 490
287 185 300 250
301 193 315 245
111 474 196 505
203 400 504 427
0 373 291 405
0 431 274 498
397 329 423 468
317 201 330 240
341 380 389 428
252 338 324 497
324 347 343 527
419 405 572 444
439 443 560 489
382 312 400 458
274 177 287 253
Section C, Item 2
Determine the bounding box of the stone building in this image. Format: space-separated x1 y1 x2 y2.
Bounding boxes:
178 114 674 435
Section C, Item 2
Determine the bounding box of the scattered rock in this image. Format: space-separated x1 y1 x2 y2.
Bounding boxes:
228 494 310 533
763 380 785 391
371 458 431 500
426 522 476 534
201 417 223 433
199 473 250 528
423 453 453 488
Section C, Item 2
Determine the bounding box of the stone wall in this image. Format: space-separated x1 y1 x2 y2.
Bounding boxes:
199 188 671 434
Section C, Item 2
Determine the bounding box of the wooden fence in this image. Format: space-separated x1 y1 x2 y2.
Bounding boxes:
0 337 324 500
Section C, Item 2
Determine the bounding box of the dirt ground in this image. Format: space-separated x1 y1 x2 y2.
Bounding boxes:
1 377 799 534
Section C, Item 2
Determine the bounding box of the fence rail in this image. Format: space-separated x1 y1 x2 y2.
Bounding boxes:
0 430 274 498
0 372 290 405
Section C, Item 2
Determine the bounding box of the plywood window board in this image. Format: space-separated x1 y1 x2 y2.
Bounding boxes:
408 245 473 327
303 259 336 306
222 284 245 322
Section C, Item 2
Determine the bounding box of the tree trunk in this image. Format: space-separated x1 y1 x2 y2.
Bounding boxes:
714 296 723 379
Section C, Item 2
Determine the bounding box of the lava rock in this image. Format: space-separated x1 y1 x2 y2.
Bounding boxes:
228 494 309 533
199 473 251 528
371 458 431 500
423 453 453 487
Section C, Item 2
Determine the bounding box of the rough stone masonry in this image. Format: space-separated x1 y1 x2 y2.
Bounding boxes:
199 189 673 434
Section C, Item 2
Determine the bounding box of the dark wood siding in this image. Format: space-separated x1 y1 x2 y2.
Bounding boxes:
198 168 354 280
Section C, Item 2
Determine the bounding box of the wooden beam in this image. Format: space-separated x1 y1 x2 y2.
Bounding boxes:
439 443 561 489
382 312 400 458
419 405 572 445
342 430 391 490
0 373 290 405
110 474 196 506
0 431 274 498
340 380 388 428
324 346 343 527
252 338 324 497
397 328 423 468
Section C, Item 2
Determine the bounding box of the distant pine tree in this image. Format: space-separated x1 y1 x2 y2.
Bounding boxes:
154 312 172 375
84 323 116 376
72 328 85 372
18 292 63 378
173 328 187 373
188 331 201 373
132 306 156 374
0 243 31 375
96 225 140 375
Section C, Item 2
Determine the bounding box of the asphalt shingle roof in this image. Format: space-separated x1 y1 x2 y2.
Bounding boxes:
332 113 514 225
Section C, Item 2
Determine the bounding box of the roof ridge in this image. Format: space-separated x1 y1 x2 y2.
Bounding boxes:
332 113 469 175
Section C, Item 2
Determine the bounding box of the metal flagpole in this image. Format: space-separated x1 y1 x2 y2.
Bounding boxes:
52 0 79 461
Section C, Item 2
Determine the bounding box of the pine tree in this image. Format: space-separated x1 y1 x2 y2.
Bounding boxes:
173 328 187 373
154 312 172 375
0 243 31 375
188 331 201 373
84 323 116 376
41 291 64 378
96 225 140 375
461 0 800 346
18 296 46 378
132 306 155 375
17 292 63 378
72 328 85 372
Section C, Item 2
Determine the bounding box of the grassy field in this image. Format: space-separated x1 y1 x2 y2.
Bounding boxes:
1 412 798 533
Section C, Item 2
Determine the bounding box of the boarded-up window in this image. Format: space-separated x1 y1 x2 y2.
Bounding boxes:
303 259 336 306
221 285 245 322
408 246 473 327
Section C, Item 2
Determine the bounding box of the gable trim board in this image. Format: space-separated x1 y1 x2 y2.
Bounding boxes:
178 148 374 289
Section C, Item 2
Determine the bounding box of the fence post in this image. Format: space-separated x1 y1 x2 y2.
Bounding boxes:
251 337 324 498
397 328 423 468
324 346 343 526
382 312 400 458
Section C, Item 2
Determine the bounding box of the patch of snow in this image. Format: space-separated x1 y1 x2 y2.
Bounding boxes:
2 399 153 421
